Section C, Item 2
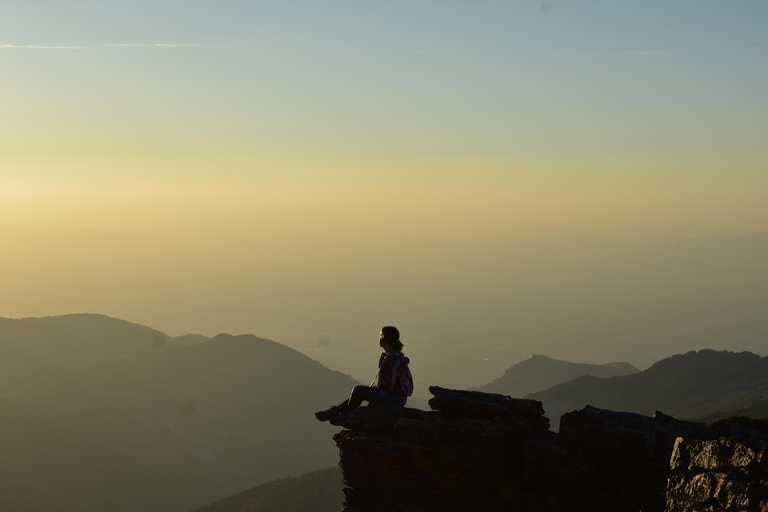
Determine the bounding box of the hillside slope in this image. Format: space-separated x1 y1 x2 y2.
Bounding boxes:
472 354 638 397
190 467 342 512
76 333 359 485
0 313 206 368
0 315 358 512
529 349 768 426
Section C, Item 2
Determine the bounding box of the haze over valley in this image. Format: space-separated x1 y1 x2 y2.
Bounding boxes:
2 226 765 396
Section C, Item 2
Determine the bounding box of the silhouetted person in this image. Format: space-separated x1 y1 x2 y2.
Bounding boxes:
315 326 413 421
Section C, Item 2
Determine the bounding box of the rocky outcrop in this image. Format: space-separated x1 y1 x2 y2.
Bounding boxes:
559 406 707 477
331 386 713 512
667 430 768 511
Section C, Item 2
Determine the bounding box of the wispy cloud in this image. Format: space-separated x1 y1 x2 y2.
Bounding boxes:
154 43 198 48
102 43 199 48
1 42 199 50
623 50 673 55
0 44 87 49
551 50 674 58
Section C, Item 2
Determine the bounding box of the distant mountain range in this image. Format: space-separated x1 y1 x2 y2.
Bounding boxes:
3 314 768 511
528 349 768 427
0 314 358 512
471 354 638 397
0 314 203 369
3 228 765 388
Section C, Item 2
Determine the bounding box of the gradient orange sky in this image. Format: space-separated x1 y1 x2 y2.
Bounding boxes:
1 0 766 239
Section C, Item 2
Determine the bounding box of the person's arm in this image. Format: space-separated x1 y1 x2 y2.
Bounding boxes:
373 352 386 387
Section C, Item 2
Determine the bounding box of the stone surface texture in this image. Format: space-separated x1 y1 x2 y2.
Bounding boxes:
667 432 768 512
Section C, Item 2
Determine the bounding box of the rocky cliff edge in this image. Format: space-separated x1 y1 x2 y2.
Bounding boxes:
330 386 767 512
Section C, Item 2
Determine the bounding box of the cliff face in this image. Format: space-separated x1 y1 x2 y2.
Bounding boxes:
331 387 766 512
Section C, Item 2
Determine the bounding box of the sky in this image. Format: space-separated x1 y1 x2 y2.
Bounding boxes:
1 0 766 239
0 0 767 388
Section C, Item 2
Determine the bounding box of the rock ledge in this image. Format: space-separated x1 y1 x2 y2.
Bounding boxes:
332 386 766 512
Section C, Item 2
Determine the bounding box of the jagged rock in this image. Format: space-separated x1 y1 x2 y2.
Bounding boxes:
560 406 707 468
333 430 416 490
331 387 741 512
332 387 768 512
652 411 709 464
329 404 429 434
667 435 768 511
560 405 655 462
671 436 768 472
710 421 768 446
428 385 545 418
395 413 549 445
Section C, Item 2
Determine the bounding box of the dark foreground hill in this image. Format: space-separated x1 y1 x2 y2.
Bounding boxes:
0 315 358 512
473 354 638 396
190 467 342 512
529 349 768 427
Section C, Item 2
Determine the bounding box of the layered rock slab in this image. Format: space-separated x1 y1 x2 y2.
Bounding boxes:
331 386 709 512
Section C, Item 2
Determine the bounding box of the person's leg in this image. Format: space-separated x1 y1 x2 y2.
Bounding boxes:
369 389 407 406
343 385 380 412
314 386 374 422
340 386 405 413
316 386 406 421
315 398 350 421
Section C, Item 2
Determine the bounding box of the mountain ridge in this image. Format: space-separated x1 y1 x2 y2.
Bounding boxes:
472 353 639 397
0 313 207 367
0 315 359 512
529 349 768 426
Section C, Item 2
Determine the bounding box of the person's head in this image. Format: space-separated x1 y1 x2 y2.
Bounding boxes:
379 325 404 352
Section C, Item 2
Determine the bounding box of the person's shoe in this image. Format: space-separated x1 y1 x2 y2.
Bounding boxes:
315 406 340 422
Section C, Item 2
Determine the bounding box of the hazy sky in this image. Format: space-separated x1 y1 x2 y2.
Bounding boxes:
1 0 766 239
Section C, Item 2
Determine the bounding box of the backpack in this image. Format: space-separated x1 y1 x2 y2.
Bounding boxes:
394 354 414 397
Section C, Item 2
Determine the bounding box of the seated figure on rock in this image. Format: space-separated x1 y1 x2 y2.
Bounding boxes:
315 326 413 422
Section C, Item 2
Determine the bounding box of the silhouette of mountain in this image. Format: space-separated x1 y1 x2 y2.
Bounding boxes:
0 314 207 368
0 315 359 512
695 404 768 424
190 467 342 512
472 354 638 397
75 333 359 484
529 350 768 427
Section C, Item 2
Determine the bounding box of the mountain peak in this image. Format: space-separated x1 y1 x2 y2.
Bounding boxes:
473 354 638 397
529 349 768 423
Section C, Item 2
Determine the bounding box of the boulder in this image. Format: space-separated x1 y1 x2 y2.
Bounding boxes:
667 432 768 512
330 387 738 512
428 386 545 418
